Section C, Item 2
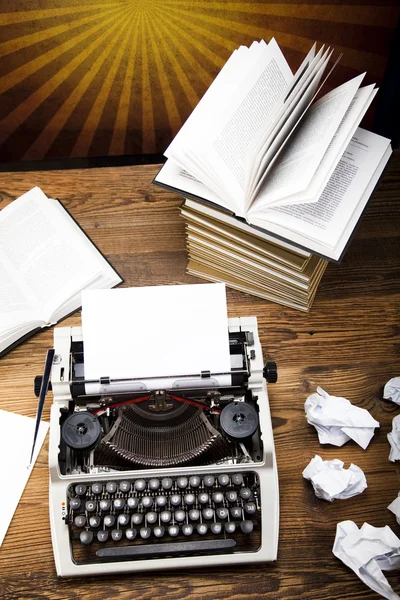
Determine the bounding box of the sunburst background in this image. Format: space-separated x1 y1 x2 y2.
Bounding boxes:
0 0 398 162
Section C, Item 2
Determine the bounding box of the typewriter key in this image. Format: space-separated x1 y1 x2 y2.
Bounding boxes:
80 531 93 545
240 520 254 534
153 526 165 538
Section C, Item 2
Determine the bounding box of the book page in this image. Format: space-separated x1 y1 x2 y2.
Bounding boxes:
0 188 118 327
166 41 271 211
250 73 365 208
170 39 293 213
155 159 234 212
248 128 391 259
245 46 333 206
269 84 377 208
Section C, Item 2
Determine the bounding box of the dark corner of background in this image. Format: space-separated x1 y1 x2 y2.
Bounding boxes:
373 13 400 148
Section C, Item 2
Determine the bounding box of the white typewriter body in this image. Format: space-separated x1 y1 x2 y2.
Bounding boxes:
48 317 279 577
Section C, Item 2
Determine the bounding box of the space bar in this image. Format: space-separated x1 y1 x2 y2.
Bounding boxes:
96 538 236 559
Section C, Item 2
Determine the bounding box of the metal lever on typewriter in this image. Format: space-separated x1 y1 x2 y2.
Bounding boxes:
148 390 173 412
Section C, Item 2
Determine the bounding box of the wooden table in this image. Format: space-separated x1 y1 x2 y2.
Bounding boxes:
0 155 399 600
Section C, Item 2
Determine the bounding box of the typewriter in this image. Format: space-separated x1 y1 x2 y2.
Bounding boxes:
45 316 278 577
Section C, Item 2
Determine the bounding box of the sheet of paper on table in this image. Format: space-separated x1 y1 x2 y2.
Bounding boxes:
0 409 49 546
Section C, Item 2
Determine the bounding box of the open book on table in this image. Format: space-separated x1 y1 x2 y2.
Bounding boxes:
0 187 122 357
154 38 392 261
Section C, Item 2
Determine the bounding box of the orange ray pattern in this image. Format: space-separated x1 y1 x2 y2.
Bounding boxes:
0 0 398 162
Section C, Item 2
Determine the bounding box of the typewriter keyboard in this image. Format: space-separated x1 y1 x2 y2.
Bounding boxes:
66 471 262 563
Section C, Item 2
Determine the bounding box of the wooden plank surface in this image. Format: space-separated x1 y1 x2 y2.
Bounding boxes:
0 154 399 599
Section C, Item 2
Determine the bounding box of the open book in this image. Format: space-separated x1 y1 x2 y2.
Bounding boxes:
0 187 122 357
154 39 392 261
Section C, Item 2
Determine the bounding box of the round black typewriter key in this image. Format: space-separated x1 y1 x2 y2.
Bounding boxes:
211 522 222 534
134 479 146 492
80 530 93 545
149 478 160 491
91 482 103 495
182 524 193 536
168 525 179 537
174 510 186 523
239 487 252 500
125 528 137 540
189 475 201 488
230 507 242 520
198 492 209 504
197 523 208 535
155 495 167 508
97 530 109 542
69 497 81 510
216 507 229 520
111 529 123 541
85 500 96 512
226 491 238 503
184 493 195 505
153 526 165 538
203 475 215 487
89 515 101 528
75 484 87 496
104 515 115 527
189 509 200 521
177 476 188 489
218 474 230 487
106 481 117 494
202 508 214 520
225 522 236 534
131 513 143 526
240 520 254 534
212 492 224 504
232 474 244 486
170 494 181 506
118 514 130 526
160 511 171 523
141 496 153 509
99 499 111 511
74 515 87 527
127 497 139 509
161 477 173 490
119 481 131 493
146 512 158 525
140 527 151 539
244 502 256 515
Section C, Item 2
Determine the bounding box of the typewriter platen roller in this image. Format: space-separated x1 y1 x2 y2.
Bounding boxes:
47 317 279 577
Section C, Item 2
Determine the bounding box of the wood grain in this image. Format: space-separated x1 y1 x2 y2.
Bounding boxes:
0 155 399 599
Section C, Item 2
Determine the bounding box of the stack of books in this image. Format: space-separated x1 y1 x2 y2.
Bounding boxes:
154 38 392 311
181 198 327 312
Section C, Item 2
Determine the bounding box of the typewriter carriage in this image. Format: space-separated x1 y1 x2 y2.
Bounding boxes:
52 324 274 476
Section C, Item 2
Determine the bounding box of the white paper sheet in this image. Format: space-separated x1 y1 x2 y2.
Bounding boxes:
0 409 49 546
333 521 400 600
387 414 400 462
388 493 400 526
384 377 400 406
304 386 379 449
81 284 231 385
302 455 367 502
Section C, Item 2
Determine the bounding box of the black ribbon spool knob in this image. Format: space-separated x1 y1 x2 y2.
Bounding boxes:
61 411 101 451
220 402 258 439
